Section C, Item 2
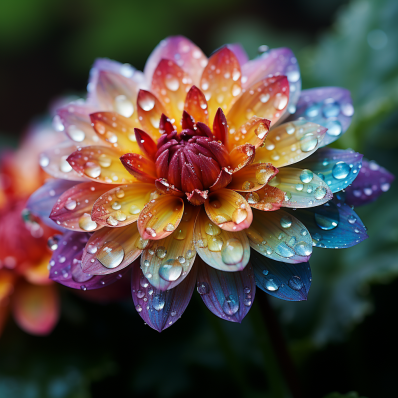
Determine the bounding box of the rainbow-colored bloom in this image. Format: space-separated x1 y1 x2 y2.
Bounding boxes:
28 36 393 331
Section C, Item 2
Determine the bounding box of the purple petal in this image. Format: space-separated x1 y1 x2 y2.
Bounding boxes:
287 87 354 147
26 179 77 231
241 47 301 117
251 249 311 301
196 259 256 323
345 158 395 207
50 231 130 290
131 260 197 332
290 200 368 249
294 147 363 193
226 43 249 66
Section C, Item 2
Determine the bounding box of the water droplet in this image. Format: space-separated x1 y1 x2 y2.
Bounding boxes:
280 215 292 228
47 236 59 251
232 208 247 224
139 95 155 111
65 199 77 211
284 191 292 201
115 188 125 199
137 290 145 299
255 123 268 139
300 134 318 152
106 216 118 226
274 93 288 110
332 161 350 180
98 154 112 168
294 241 312 256
260 93 270 103
223 294 239 315
165 74 179 91
68 125 85 142
221 238 244 265
87 244 97 254
348 215 356 224
197 281 209 295
164 223 175 232
97 241 124 268
155 246 167 259
314 186 327 200
129 205 141 215
84 161 101 178
205 222 221 236
232 83 241 97
39 154 50 168
341 102 354 117
275 242 295 258
262 269 269 276
242 180 254 190
288 276 303 290
265 279 279 292
322 102 340 118
208 236 223 252
153 295 165 311
243 298 252 307
135 304 142 312
300 169 313 183
159 260 182 282
295 183 304 191
325 120 342 136
79 213 97 231
114 94 134 117
256 168 271 184
246 192 260 204
315 212 339 230
305 104 321 118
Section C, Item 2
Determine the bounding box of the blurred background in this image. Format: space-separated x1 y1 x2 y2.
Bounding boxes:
0 0 397 397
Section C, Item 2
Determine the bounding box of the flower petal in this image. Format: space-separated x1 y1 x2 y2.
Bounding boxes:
49 182 112 231
49 231 130 289
212 107 228 144
244 185 285 211
120 153 157 183
139 203 199 291
131 258 197 332
81 223 143 275
12 281 59 335
225 116 270 152
246 208 312 263
134 128 157 160
294 147 363 193
229 144 255 172
205 189 252 232
151 59 192 127
227 76 289 131
92 183 156 227
26 179 77 231
241 48 301 119
268 167 333 208
345 158 395 207
57 101 101 147
197 257 255 322
200 47 242 121
184 85 209 125
227 43 249 66
287 87 354 147
68 146 136 184
144 36 207 87
90 112 141 153
228 163 278 192
290 200 368 249
39 141 88 181
136 90 166 141
137 194 184 240
0 269 16 301
194 207 250 272
254 120 327 168
186 189 209 205
251 249 311 301
209 168 233 191
155 178 184 197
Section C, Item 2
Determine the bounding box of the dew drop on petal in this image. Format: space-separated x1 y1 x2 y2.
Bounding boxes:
97 241 124 269
332 161 350 180
288 276 303 291
221 238 244 265
79 213 97 231
197 281 209 295
223 294 239 315
300 169 313 183
84 161 101 178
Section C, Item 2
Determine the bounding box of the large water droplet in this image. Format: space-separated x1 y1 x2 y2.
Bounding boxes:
280 215 292 228
325 120 342 136
155 246 167 259
59 156 72 173
197 281 210 295
205 222 221 236
139 95 155 111
287 70 300 83
300 169 313 183
314 186 327 200
315 212 339 230
114 95 134 117
265 279 279 292
98 154 112 168
294 241 312 256
208 236 223 252
332 161 350 180
79 213 97 231
288 276 303 291
275 242 295 258
300 134 318 152
221 238 244 265
159 260 182 282
39 154 50 168
68 125 85 142
65 199 77 211
153 295 165 311
232 208 247 224
84 161 101 178
97 241 124 268
322 102 340 118
305 104 321 118
223 294 239 315
274 93 288 110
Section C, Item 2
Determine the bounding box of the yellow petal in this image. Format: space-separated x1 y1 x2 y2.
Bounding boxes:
228 163 278 192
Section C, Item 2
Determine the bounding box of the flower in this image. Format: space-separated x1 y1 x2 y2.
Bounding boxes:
0 122 60 336
28 36 393 332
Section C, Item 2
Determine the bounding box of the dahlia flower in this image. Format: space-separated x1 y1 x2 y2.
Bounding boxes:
27 36 393 332
0 124 60 336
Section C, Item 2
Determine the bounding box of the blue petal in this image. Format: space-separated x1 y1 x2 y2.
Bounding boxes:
131 261 197 332
289 200 368 249
295 147 363 193
197 259 256 323
251 249 311 301
287 87 353 146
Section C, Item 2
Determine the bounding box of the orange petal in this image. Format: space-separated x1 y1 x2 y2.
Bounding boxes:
200 47 242 122
137 195 184 240
151 59 192 128
39 141 88 181
225 116 270 152
67 146 137 184
81 223 144 275
227 76 289 131
120 153 157 183
254 120 327 168
137 90 166 141
246 209 312 263
209 167 233 191
92 183 157 227
12 281 59 335
140 203 200 290
23 254 53 285
229 144 255 172
155 178 184 197
204 189 252 232
50 182 111 231
90 112 141 153
193 207 250 272
0 269 15 302
95 70 141 122
228 163 278 192
186 189 209 205
184 85 209 125
244 185 285 211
